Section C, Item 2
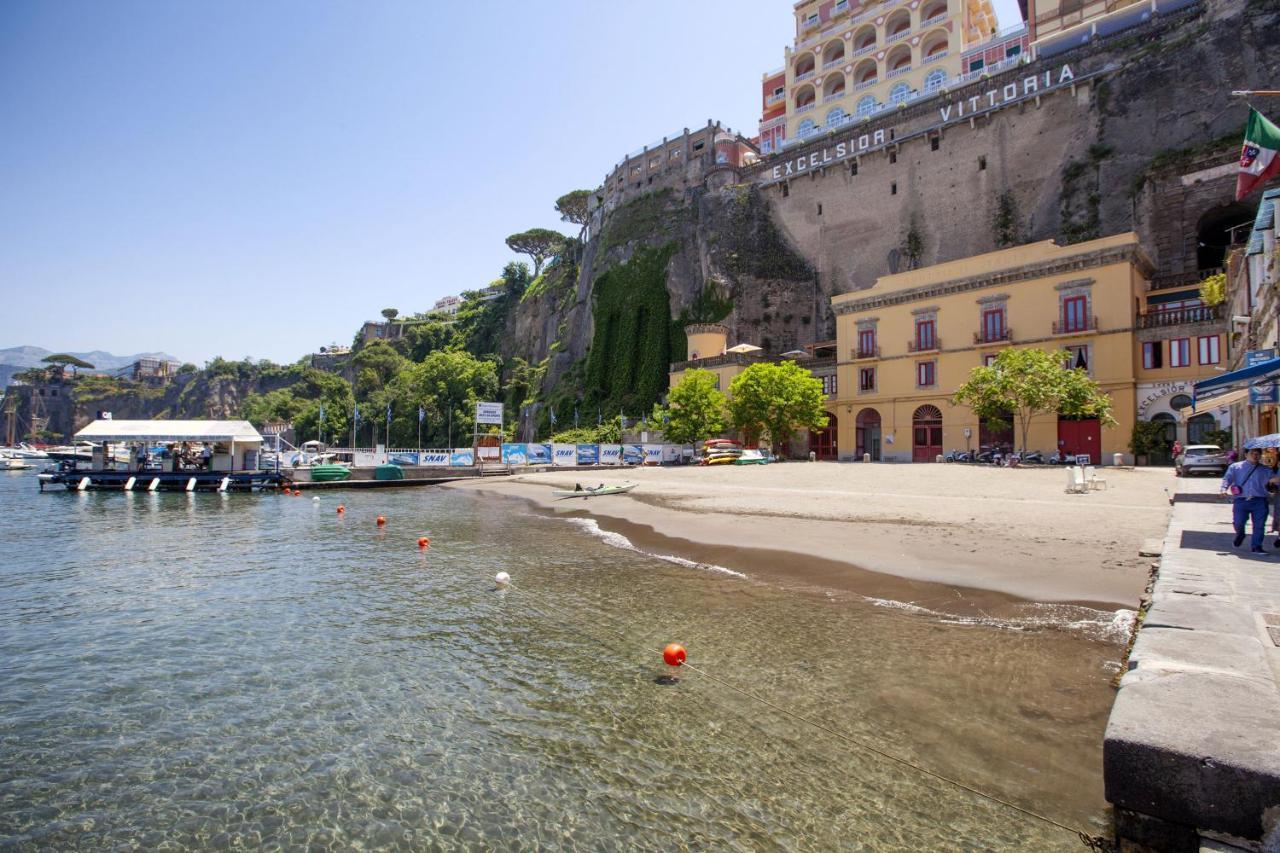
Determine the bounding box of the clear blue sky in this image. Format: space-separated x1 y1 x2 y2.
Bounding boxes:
0 0 1023 365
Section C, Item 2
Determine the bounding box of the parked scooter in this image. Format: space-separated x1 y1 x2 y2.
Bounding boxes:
1012 450 1045 464
944 449 973 462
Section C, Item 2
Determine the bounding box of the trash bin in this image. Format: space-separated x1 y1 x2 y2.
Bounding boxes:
1113 452 1123 467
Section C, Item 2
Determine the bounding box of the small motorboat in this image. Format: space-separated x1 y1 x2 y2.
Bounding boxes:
552 482 637 499
310 463 352 482
0 456 34 471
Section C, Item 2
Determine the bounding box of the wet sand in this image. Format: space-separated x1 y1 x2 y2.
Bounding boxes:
446 462 1175 611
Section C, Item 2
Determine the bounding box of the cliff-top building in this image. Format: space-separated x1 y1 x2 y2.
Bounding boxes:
757 0 1027 154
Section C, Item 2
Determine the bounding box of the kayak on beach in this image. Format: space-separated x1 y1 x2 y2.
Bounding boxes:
552 482 637 499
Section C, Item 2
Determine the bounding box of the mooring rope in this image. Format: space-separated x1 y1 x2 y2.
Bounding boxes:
500 580 1112 851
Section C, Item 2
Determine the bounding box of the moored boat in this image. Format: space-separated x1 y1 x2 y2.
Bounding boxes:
552 482 637 498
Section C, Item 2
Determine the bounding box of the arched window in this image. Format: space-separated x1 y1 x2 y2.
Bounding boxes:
890 82 912 104
797 118 817 136
924 69 947 93
1169 394 1193 412
856 95 877 116
825 108 846 127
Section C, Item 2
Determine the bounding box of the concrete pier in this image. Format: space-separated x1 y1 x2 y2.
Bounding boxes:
1104 478 1280 851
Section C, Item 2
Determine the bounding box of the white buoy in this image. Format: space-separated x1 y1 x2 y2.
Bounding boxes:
186 477 197 492
77 476 90 492
124 476 136 491
494 571 511 588
148 478 160 492
312 496 320 502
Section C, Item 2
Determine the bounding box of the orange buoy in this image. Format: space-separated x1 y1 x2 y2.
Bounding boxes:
293 489 302 496
662 643 686 667
376 516 386 527
337 505 346 514
417 537 429 549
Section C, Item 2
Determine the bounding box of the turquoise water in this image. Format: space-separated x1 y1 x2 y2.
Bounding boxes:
0 470 1124 850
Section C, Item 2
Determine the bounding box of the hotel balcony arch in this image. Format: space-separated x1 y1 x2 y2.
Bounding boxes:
825 107 847 128
918 0 948 28
823 73 847 101
794 83 817 112
794 52 817 80
920 28 950 64
856 94 878 117
853 58 878 89
797 117 818 138
923 67 948 94
851 24 877 55
822 39 846 68
885 44 912 75
883 8 911 42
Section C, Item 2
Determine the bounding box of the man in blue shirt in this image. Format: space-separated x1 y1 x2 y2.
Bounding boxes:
1220 447 1278 553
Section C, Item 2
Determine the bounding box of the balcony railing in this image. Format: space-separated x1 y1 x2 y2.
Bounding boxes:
824 91 846 102
795 102 816 113
823 56 846 69
855 77 879 90
1137 304 1225 329
973 328 1012 345
1052 316 1098 334
907 338 941 353
887 28 912 44
766 92 785 106
920 13 948 28
923 50 949 63
852 43 877 57
833 0 850 14
795 70 816 82
1148 266 1224 292
886 65 913 78
853 345 880 360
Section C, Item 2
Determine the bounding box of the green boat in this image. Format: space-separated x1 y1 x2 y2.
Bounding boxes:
310 464 352 482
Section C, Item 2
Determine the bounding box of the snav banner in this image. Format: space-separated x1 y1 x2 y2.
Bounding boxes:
552 444 578 467
527 443 552 465
623 444 644 465
599 444 621 465
420 451 449 466
643 444 663 465
576 444 599 465
450 449 475 466
501 443 528 465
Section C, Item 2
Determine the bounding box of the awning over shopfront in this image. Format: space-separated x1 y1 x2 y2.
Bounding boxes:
1179 388 1251 420
1192 357 1280 409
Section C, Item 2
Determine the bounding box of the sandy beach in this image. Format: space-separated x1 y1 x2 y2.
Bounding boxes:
446 462 1176 612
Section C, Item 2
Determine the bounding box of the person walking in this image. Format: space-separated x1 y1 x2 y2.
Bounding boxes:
1220 446 1277 554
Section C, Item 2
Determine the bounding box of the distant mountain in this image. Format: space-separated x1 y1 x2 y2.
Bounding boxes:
0 346 183 386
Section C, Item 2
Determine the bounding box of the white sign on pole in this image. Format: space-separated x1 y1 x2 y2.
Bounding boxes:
475 402 503 425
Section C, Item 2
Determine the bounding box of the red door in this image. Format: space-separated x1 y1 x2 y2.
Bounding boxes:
1057 418 1101 464
912 405 944 463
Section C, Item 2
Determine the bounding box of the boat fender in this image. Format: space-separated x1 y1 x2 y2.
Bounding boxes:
124 476 136 491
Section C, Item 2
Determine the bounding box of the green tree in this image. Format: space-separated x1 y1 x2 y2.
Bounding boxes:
727 361 829 452
406 321 455 362
505 228 567 277
351 340 407 397
386 350 499 447
381 307 399 320
555 189 592 259
42 353 95 378
664 368 728 444
953 347 1115 453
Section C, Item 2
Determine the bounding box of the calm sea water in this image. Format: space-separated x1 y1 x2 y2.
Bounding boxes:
0 469 1127 850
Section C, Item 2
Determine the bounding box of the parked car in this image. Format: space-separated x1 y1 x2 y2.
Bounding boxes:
1175 445 1230 477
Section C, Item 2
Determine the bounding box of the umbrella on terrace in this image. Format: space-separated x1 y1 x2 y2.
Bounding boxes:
1243 434 1280 450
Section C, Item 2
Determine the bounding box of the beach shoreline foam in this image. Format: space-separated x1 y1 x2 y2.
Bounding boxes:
445 463 1172 626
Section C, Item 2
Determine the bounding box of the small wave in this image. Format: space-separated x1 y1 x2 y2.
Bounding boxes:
560 517 746 578
861 596 1136 642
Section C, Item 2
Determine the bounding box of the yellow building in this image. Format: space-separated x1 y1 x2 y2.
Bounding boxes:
780 0 998 142
828 233 1230 464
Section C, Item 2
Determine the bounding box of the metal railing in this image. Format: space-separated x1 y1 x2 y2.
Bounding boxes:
924 50 949 64
824 92 846 102
1149 266 1223 292
1137 304 1224 329
766 92 785 105
887 28 912 43
974 328 1013 345
855 78 879 90
795 69 816 82
907 338 941 353
852 43 877 57
795 102 816 113
823 55 846 69
1052 316 1098 334
920 13 948 28
886 65 913 78
853 345 880 360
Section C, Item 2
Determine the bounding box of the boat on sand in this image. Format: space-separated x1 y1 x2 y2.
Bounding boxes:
552 482 637 499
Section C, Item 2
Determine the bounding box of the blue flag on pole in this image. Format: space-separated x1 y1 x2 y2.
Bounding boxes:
386 401 392 427
549 408 557 426
418 405 425 424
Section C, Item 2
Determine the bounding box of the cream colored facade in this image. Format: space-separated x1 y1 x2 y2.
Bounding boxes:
783 0 998 140
828 233 1209 464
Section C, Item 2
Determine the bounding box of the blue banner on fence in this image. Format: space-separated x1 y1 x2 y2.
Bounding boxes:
576 444 599 465
502 443 527 465
450 449 475 466
623 444 644 465
388 452 420 467
527 443 552 465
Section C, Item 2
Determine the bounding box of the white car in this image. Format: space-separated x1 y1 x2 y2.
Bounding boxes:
1175 445 1230 476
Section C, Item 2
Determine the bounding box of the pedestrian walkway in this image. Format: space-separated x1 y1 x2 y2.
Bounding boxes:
1104 477 1280 851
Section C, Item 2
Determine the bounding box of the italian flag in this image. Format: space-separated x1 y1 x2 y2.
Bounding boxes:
1237 108 1280 201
